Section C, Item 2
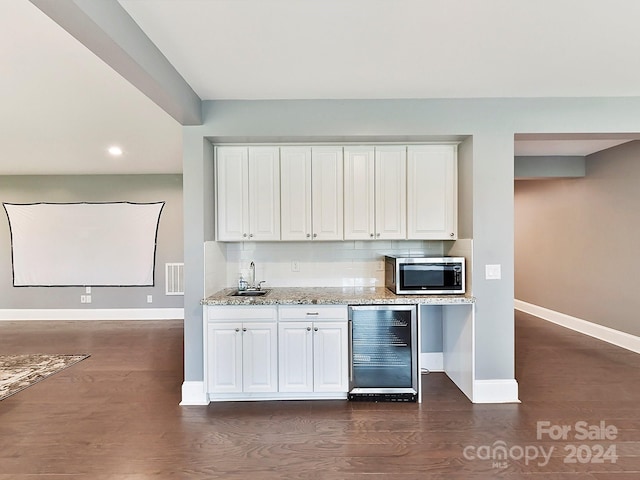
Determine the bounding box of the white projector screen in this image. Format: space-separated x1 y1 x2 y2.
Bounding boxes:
3 202 165 287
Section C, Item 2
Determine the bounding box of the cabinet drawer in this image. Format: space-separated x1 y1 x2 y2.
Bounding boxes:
278 305 347 321
207 306 277 321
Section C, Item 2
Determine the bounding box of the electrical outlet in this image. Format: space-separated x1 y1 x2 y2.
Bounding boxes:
376 261 385 271
80 295 86 304
147 295 153 303
485 264 502 280
291 260 300 272
85 286 91 294
86 295 92 304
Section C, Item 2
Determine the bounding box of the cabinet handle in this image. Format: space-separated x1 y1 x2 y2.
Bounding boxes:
306 326 312 331
450 232 454 237
306 312 319 316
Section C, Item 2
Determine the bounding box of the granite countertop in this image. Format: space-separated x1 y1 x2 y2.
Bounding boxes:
202 287 475 306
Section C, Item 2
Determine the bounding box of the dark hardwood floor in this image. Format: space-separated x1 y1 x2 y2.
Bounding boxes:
1 312 639 479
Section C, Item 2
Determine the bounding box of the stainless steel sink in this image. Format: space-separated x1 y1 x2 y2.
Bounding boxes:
230 289 270 297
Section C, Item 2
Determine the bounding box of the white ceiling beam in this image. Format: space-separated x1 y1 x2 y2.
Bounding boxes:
29 0 202 125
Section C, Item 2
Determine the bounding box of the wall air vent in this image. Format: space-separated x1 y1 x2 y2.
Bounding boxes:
165 263 184 295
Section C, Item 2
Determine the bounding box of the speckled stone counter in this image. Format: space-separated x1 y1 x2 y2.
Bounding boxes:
202 287 475 306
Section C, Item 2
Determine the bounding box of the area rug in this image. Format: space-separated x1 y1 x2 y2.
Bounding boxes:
0 354 90 401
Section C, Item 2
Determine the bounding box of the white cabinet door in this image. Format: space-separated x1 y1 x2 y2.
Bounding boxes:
248 147 281 241
375 146 407 240
407 145 458 240
344 146 406 240
216 146 280 241
280 147 312 241
278 322 314 392
313 322 348 393
216 147 249 241
207 322 243 393
242 322 278 393
278 306 348 394
311 147 344 241
344 147 375 240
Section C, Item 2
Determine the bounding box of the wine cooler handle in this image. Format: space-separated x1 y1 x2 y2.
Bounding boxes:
348 320 353 382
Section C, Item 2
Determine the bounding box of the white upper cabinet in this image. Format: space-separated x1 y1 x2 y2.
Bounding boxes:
215 146 248 242
407 145 458 240
343 147 375 240
375 146 407 240
311 147 344 241
248 147 281 241
218 144 456 242
281 146 344 241
216 146 280 241
344 146 406 240
280 147 312 241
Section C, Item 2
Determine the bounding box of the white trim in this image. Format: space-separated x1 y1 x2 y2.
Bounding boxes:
0 308 184 321
207 392 348 402
515 299 640 354
180 381 209 405
472 379 520 403
420 352 444 372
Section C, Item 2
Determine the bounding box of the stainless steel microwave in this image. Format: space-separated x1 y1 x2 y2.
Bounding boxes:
385 255 465 295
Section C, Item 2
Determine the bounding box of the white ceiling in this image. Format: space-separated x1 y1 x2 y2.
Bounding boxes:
119 0 640 101
3 0 640 175
0 0 182 175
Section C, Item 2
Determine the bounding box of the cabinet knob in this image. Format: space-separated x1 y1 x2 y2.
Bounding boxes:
249 234 254 238
242 233 248 238
313 233 317 238
314 327 318 332
306 326 312 331
242 327 247 332
235 328 240 332
306 233 311 238
376 233 380 238
370 233 374 238
450 232 454 237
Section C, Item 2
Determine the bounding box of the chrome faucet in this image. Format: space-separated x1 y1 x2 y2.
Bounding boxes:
249 261 256 289
247 261 265 290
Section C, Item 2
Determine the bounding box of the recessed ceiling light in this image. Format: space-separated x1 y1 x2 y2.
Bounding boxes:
108 146 123 156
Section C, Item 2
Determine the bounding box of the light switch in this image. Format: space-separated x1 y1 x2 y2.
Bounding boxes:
485 264 501 280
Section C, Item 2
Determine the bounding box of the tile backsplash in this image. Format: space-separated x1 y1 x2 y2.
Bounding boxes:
221 240 445 288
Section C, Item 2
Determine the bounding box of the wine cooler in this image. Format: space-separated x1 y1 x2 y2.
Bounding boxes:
348 305 418 402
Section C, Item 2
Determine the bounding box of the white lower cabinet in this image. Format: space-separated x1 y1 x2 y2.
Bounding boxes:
205 305 347 401
206 307 278 397
278 306 348 395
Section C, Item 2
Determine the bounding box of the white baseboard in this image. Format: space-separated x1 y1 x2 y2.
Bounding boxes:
473 379 520 403
180 381 209 405
0 308 184 321
420 352 444 372
515 299 640 354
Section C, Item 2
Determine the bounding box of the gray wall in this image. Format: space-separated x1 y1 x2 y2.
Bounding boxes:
0 174 183 309
182 97 640 386
515 140 640 336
